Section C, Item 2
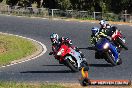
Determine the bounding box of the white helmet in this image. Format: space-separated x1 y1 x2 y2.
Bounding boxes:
99 20 109 28
99 20 106 25
50 33 59 44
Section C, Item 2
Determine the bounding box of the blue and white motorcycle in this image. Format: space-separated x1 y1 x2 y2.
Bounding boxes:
94 38 122 66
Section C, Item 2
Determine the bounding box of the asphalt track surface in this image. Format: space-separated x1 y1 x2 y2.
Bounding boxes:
0 15 132 83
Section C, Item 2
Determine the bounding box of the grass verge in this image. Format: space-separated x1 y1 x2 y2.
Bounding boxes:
0 33 37 66
0 82 131 88
0 82 67 88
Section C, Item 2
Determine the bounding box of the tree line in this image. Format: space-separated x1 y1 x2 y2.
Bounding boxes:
0 0 132 14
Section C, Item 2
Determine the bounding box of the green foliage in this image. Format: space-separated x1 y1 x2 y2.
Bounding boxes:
0 0 3 3
1 0 132 13
57 0 71 10
78 17 95 20
102 13 119 21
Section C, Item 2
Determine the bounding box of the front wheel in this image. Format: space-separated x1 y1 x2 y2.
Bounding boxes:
105 52 117 66
117 37 128 50
117 58 122 65
65 56 79 72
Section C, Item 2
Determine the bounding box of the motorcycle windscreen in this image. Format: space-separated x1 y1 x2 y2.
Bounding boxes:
95 38 109 51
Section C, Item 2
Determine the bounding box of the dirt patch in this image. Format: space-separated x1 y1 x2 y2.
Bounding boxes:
0 42 7 54
0 47 6 53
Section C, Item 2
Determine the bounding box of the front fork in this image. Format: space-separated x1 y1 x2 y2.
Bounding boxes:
109 44 119 63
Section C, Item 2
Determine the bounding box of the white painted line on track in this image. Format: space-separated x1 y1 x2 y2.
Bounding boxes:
5 15 11 16
65 20 70 21
0 32 47 68
30 17 36 18
80 21 84 22
17 16 23 18
42 18 48 19
91 22 96 23
53 18 60 20
118 24 123 25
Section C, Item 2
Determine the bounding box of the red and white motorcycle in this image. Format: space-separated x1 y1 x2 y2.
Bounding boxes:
111 29 128 50
49 43 88 72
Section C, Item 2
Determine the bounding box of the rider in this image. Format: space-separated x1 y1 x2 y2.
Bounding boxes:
90 27 120 64
50 33 84 58
90 27 111 46
99 20 117 37
99 20 122 52
50 33 72 54
99 20 111 30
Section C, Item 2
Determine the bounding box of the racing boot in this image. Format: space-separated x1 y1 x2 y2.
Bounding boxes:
74 47 80 52
79 51 85 58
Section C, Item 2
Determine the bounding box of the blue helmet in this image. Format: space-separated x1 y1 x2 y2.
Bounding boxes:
91 27 99 36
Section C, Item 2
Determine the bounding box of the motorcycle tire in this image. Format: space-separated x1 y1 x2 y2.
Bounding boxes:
95 52 101 59
117 58 122 65
65 57 79 72
105 52 117 66
117 37 128 50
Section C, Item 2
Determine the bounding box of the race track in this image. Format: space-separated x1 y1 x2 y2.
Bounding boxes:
0 15 132 82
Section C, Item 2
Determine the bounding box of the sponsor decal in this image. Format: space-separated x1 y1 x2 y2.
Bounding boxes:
79 67 131 86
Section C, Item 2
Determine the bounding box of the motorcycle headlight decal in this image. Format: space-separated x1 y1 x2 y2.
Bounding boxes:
57 48 64 56
103 43 109 49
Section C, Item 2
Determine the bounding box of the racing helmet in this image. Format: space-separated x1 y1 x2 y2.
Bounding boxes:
99 20 106 25
50 33 59 44
91 27 99 36
99 20 107 28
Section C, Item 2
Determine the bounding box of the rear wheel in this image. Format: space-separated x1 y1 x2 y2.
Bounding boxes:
65 56 79 72
95 52 101 59
117 37 128 50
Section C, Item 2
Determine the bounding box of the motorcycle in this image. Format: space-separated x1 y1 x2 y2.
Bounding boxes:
95 38 122 66
49 43 89 72
111 29 128 50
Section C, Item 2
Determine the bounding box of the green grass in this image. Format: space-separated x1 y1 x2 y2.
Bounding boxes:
0 34 37 65
77 17 95 20
0 82 67 88
1 82 131 88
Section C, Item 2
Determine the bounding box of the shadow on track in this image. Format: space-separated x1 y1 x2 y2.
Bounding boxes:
79 47 95 50
89 64 112 67
20 70 73 74
42 64 64 66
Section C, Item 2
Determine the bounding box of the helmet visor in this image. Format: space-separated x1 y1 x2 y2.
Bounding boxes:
51 38 57 44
